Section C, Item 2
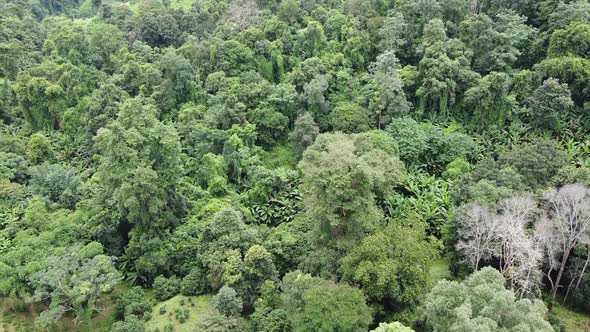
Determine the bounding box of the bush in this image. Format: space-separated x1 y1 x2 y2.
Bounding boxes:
212 286 243 317
159 305 167 315
196 310 249 332
109 314 145 332
114 286 152 320
174 308 190 323
153 275 180 301
29 163 81 209
180 267 208 296
572 272 590 312
250 306 291 332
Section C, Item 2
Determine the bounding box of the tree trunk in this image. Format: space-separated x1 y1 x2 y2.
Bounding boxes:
470 0 479 14
552 248 571 300
573 246 590 294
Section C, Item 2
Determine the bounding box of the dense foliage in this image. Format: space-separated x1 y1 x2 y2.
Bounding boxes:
1 0 589 330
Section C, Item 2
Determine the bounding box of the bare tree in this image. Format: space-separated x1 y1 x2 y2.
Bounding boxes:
456 204 497 270
494 195 538 275
563 240 590 303
494 195 543 297
534 216 562 295
457 195 543 297
572 240 590 300
542 184 590 300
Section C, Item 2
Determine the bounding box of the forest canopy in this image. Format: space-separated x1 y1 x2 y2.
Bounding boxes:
1 0 590 331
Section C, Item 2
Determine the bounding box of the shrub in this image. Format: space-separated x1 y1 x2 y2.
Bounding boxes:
250 306 291 332
153 275 180 301
212 286 243 316
114 286 152 320
109 314 145 332
180 267 208 296
174 308 190 323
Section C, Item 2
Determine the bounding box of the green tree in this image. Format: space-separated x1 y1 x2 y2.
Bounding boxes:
416 20 479 117
278 0 304 24
250 306 291 332
44 20 89 64
63 83 129 142
534 56 590 105
181 266 209 295
152 275 180 301
213 286 243 316
289 113 320 158
464 72 516 128
299 132 404 254
109 315 145 332
548 22 590 58
198 208 259 290
379 12 409 54
114 286 152 320
26 133 52 165
425 267 553 332
29 163 80 209
197 310 249 332
29 243 121 328
87 22 126 70
134 5 180 47
295 21 326 58
330 101 371 133
15 74 66 131
340 222 435 313
525 78 574 130
93 96 182 233
498 138 568 189
292 280 372 332
248 107 288 147
303 75 330 129
154 48 198 113
369 51 412 128
370 322 415 332
459 12 536 73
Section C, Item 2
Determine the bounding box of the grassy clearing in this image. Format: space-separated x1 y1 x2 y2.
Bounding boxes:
550 302 590 332
144 294 213 332
261 144 298 170
430 256 452 284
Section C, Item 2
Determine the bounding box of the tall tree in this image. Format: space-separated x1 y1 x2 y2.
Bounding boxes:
29 243 120 328
340 221 435 314
368 51 411 128
92 96 183 236
537 184 590 300
299 132 404 254
525 78 574 130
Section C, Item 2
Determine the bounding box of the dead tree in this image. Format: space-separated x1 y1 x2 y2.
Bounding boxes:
542 184 590 300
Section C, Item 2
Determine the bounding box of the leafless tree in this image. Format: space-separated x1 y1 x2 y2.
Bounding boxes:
494 195 543 297
534 216 562 295
494 195 538 275
456 195 543 297
563 240 590 303
456 204 497 270
541 184 590 300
